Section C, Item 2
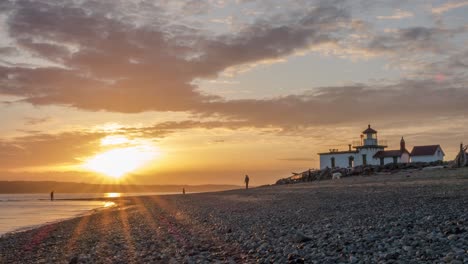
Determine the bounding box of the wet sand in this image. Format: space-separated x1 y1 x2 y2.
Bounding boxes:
0 168 467 263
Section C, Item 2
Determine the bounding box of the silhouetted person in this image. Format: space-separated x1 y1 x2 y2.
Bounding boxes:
50 190 54 201
244 175 250 190
182 188 186 195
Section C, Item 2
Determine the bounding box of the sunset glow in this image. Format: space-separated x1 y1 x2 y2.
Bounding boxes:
82 144 160 178
105 193 121 198
0 0 466 185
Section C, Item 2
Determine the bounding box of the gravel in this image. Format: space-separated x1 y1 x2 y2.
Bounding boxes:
0 169 467 263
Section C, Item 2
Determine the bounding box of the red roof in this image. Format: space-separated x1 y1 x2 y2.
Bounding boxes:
373 150 404 158
410 145 442 156
362 124 377 134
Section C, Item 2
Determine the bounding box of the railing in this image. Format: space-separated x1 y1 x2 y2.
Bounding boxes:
353 139 387 147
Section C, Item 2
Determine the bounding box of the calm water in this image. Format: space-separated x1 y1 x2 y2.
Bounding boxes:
0 192 170 236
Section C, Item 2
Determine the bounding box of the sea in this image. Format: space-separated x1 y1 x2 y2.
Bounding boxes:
0 192 172 236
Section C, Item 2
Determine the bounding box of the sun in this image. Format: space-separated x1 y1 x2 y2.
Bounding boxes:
82 136 160 178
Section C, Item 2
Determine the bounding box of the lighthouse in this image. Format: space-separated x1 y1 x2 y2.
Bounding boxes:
362 124 378 146
318 125 443 169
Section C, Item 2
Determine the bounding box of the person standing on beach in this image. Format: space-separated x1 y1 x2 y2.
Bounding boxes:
182 187 186 195
50 190 54 201
244 175 250 190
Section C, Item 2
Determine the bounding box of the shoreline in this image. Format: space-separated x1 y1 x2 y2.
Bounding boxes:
0 191 228 238
0 198 123 238
1 168 467 263
1 205 115 238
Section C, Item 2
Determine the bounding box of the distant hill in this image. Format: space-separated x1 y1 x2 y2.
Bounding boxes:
0 181 241 194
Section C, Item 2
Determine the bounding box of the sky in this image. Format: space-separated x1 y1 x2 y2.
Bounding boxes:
0 0 467 185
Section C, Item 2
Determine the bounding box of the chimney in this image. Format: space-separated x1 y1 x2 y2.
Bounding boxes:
400 137 406 151
348 144 352 151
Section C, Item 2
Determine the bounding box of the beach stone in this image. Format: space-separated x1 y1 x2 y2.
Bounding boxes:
349 255 358 263
293 232 313 243
447 234 457 240
1 169 467 263
69 256 79 264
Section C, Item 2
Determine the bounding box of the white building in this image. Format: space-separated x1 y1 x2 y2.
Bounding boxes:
318 125 412 169
410 145 445 163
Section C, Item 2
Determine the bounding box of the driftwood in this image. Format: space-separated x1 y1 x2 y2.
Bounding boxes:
451 143 468 168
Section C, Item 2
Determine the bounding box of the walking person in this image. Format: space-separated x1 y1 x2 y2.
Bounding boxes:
182 187 186 195
244 175 250 190
50 190 54 201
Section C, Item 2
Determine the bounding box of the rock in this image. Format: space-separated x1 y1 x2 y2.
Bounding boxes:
452 247 465 255
424 215 434 221
349 255 358 263
384 252 399 260
402 246 412 252
293 232 313 243
443 253 454 262
447 234 457 240
69 256 79 264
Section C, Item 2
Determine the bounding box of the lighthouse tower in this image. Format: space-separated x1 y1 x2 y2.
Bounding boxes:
354 124 387 166
362 124 378 146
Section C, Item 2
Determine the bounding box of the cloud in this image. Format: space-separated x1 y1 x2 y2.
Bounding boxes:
196 79 468 127
376 9 414 20
0 47 18 56
366 26 463 54
0 131 104 169
0 0 467 133
432 1 468 14
0 0 349 113
24 116 51 125
181 0 213 15
0 120 254 170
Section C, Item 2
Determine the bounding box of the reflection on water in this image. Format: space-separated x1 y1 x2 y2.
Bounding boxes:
0 192 171 235
103 201 116 208
105 192 121 198
0 199 111 235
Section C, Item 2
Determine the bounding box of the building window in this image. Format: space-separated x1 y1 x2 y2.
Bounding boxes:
393 156 398 164
331 157 336 168
362 154 367 166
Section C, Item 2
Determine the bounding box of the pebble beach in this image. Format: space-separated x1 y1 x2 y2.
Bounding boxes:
0 168 467 264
